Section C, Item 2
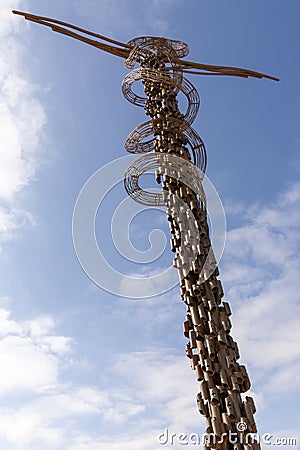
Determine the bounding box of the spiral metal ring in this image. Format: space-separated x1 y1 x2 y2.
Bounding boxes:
124 119 206 173
126 36 189 60
122 36 207 206
124 153 206 207
122 68 200 125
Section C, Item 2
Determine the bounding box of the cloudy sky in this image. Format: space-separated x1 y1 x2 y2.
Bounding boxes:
1 0 299 449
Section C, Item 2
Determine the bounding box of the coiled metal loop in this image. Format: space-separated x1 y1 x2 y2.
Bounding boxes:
122 37 207 205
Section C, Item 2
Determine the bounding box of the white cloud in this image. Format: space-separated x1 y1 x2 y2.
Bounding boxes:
0 306 109 447
221 182 300 394
0 1 46 243
0 385 111 446
112 350 201 432
0 306 22 336
0 0 23 36
0 309 72 394
0 207 36 242
68 431 162 450
119 265 178 298
0 409 63 447
0 305 165 448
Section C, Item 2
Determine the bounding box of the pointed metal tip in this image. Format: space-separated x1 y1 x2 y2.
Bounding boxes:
12 10 24 15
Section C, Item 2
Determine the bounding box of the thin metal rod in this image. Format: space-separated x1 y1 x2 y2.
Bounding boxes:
12 10 132 49
12 9 279 83
175 61 280 82
12 10 130 59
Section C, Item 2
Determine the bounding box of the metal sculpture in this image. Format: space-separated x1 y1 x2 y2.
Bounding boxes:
13 10 279 450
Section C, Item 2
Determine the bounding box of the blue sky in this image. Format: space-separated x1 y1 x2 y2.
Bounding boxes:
0 0 300 448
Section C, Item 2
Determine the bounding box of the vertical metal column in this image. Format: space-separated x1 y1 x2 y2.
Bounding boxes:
123 38 260 450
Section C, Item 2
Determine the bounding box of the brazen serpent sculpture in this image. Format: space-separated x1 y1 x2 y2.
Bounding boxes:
13 10 279 450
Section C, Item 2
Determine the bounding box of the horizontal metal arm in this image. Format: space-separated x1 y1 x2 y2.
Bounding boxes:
12 10 279 81
12 10 131 59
